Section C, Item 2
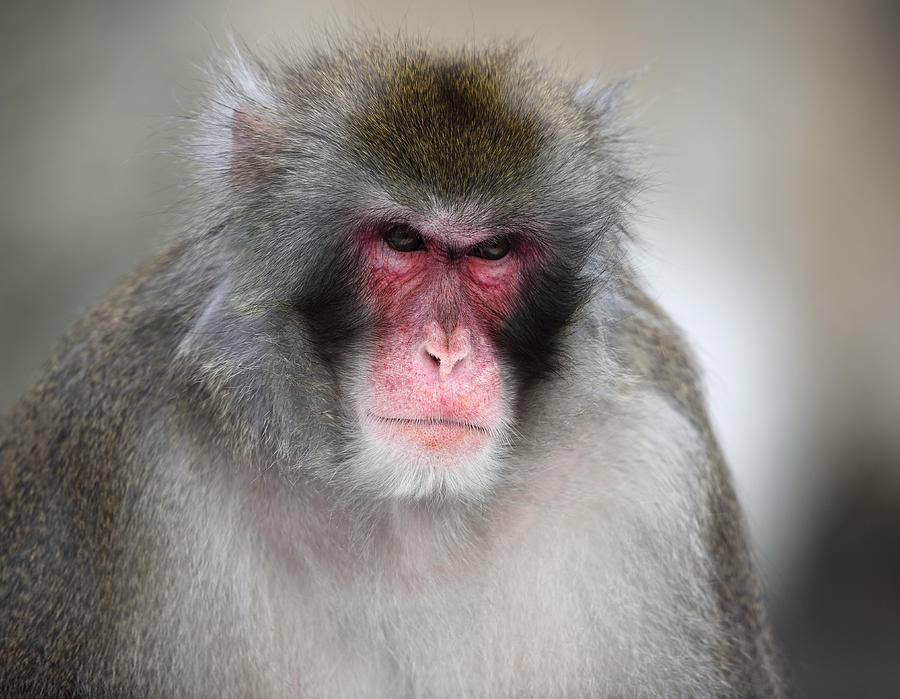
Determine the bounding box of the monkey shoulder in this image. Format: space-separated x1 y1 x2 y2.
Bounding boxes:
588 282 784 696
0 242 207 695
599 278 713 437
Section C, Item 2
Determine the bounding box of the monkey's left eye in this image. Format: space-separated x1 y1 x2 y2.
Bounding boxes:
470 236 511 261
384 224 425 253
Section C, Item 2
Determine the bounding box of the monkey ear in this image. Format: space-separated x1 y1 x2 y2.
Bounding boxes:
230 107 269 191
231 108 259 149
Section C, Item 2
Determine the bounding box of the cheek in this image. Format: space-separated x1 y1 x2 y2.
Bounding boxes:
461 247 533 319
358 236 427 319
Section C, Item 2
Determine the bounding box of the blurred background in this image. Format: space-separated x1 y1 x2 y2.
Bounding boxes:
2 1 898 694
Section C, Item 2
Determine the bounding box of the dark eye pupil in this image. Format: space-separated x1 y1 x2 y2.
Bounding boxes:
472 237 510 261
384 225 423 253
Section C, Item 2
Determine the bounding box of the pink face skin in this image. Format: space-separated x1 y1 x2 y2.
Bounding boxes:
357 220 532 463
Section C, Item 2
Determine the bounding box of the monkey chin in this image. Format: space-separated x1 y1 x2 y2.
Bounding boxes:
350 414 503 501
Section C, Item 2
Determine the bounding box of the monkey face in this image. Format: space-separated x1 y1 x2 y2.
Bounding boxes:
337 215 537 500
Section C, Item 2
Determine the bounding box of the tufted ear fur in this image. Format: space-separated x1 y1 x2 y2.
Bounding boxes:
187 46 281 218
574 75 632 123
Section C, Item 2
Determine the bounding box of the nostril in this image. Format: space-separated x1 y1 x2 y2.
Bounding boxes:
422 322 470 380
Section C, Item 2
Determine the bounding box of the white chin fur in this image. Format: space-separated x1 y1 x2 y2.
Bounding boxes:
341 426 505 501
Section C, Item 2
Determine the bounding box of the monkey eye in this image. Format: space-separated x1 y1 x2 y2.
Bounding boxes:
470 236 511 261
383 224 425 253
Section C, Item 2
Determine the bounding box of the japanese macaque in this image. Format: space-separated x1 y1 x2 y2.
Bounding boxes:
0 38 782 697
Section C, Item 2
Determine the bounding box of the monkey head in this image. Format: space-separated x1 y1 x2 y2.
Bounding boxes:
188 41 632 503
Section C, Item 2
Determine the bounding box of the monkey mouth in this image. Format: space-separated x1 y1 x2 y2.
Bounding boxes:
367 414 491 453
372 415 489 433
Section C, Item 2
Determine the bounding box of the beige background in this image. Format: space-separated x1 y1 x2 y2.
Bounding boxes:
2 1 899 693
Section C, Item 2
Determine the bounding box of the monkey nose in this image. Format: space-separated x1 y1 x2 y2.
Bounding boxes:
423 322 471 381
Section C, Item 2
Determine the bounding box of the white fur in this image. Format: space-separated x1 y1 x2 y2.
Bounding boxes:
342 422 510 501
124 381 724 698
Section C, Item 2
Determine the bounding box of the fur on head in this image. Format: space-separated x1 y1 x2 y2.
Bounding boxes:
178 36 639 504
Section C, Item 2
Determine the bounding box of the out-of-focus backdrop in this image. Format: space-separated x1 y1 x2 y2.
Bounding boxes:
2 1 898 694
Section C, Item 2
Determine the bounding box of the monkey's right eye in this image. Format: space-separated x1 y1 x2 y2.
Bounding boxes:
383 225 425 253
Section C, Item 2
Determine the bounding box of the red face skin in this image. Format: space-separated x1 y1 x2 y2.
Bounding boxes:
357 220 531 460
